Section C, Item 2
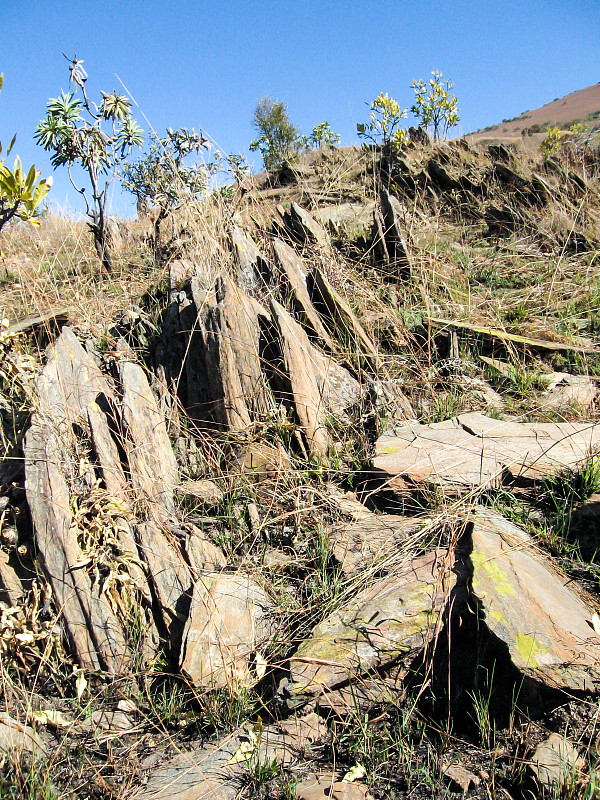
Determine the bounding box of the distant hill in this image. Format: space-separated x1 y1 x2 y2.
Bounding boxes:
466 82 600 151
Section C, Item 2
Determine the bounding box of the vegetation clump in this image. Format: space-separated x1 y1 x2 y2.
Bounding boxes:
35 54 143 272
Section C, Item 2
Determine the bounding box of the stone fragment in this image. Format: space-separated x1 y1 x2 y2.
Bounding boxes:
374 412 600 492
286 202 330 248
120 359 179 514
442 762 480 793
331 513 433 573
200 277 274 430
175 479 224 507
272 237 334 346
455 508 600 692
380 188 412 270
530 732 585 790
232 226 269 291
0 712 46 759
309 268 379 363
276 712 328 750
270 299 331 458
316 202 375 243
181 573 272 689
290 550 454 694
296 776 371 800
540 372 597 411
137 720 313 800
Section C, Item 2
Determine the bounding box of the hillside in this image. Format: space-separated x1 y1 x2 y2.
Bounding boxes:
1 135 600 800
467 81 600 151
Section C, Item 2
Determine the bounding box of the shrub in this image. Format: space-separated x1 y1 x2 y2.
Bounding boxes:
0 74 51 235
357 92 409 152
304 121 341 150
249 97 301 172
35 55 143 272
121 128 210 247
411 70 459 140
540 125 562 158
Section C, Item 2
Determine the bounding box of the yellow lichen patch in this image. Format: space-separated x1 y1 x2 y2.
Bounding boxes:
514 633 549 669
471 551 515 598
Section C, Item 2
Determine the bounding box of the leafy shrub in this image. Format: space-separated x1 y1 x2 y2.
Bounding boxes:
0 74 51 234
357 92 409 152
121 128 210 246
540 125 562 158
35 55 143 272
250 97 301 172
411 70 459 140
303 121 340 149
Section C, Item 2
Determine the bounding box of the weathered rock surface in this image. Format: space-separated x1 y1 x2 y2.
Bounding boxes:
136 715 324 800
540 372 597 411
270 299 331 458
23 328 196 673
374 412 600 492
309 268 379 363
455 508 600 692
285 202 330 248
0 712 46 758
120 358 179 515
316 202 375 243
231 225 270 290
296 776 372 800
180 572 273 689
272 236 334 347
290 550 454 694
530 732 585 790
331 512 433 573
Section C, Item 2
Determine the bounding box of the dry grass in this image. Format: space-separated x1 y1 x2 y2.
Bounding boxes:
0 214 161 334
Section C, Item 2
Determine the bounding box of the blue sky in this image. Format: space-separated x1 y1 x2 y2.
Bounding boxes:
1 0 599 215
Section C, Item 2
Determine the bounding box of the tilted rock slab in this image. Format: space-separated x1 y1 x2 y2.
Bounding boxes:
290 550 454 694
180 572 273 689
455 508 600 693
24 328 197 673
374 411 600 492
272 236 334 347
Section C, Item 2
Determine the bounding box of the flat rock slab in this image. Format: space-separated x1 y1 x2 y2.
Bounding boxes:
456 508 600 692
374 412 600 491
180 572 273 689
290 551 454 694
136 716 322 800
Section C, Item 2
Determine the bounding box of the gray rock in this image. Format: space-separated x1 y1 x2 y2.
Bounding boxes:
0 712 46 759
137 715 321 800
374 412 600 492
316 202 375 243
456 508 600 692
290 550 454 694
530 732 584 790
286 202 330 248
180 573 273 689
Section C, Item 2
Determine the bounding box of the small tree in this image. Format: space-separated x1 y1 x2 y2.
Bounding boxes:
305 122 340 150
250 97 301 172
411 70 459 140
357 92 409 154
35 55 143 272
121 128 209 248
0 74 51 234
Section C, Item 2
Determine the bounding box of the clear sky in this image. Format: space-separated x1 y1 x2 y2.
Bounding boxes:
1 0 599 215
